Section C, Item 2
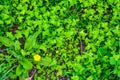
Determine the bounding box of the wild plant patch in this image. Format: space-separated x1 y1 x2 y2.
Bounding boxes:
0 0 120 80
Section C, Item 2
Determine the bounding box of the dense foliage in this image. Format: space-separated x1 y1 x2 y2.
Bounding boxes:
0 0 120 80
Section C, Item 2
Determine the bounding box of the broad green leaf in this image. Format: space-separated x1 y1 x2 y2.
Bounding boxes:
24 31 40 50
19 59 33 70
0 36 13 46
40 57 52 66
19 71 28 80
16 65 23 76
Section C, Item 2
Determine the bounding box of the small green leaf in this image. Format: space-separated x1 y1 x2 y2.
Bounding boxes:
110 57 116 65
87 76 93 80
14 40 21 50
57 69 62 76
6 32 15 40
98 47 107 55
20 49 29 56
117 60 120 65
0 20 4 24
15 31 23 39
69 0 77 6
71 76 79 80
118 71 120 77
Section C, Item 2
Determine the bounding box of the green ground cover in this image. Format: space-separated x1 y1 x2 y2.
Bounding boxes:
0 0 120 80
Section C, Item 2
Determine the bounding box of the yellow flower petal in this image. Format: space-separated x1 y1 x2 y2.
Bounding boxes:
33 54 41 61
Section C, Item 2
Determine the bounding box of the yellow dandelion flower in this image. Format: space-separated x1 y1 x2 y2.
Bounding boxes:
33 54 41 61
